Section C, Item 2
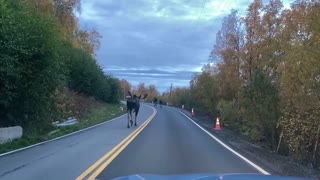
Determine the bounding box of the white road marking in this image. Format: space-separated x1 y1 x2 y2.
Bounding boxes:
0 114 127 157
193 175 209 179
135 174 146 180
177 110 270 175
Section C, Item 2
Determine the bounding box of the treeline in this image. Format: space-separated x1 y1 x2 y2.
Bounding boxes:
166 0 320 167
119 80 160 102
0 0 120 133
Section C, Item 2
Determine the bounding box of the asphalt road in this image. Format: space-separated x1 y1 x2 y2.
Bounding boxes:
0 104 266 180
97 105 261 179
0 105 153 180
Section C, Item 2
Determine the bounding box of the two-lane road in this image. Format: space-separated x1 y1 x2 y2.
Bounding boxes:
0 104 268 180
97 105 264 179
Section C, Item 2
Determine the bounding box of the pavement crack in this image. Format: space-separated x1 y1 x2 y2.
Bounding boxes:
37 152 56 160
0 163 30 177
67 141 79 148
0 150 63 178
0 152 57 177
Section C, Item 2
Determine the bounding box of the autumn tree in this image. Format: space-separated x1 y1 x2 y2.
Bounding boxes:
21 0 54 14
21 0 80 35
215 0 319 165
136 83 148 97
22 0 101 55
75 29 102 56
214 10 244 100
168 87 191 108
260 0 283 76
212 10 245 130
146 85 160 102
238 0 283 150
52 0 81 39
277 0 320 166
161 91 172 105
129 83 160 102
244 0 264 81
171 0 320 166
120 79 132 99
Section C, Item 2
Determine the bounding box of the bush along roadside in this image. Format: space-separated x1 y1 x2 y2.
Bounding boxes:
0 0 121 135
0 103 126 155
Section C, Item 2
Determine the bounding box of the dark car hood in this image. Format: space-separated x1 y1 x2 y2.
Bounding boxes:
112 173 312 180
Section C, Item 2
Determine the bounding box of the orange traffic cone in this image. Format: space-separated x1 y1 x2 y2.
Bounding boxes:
191 108 195 116
215 117 221 130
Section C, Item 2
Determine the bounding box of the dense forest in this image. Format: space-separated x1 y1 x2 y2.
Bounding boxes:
164 0 320 167
0 0 121 133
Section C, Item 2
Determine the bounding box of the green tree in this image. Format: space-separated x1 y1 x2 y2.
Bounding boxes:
66 48 120 103
241 69 280 148
190 72 219 115
0 0 120 134
0 0 64 132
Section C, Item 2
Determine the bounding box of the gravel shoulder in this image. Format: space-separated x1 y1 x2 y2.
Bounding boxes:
179 108 320 179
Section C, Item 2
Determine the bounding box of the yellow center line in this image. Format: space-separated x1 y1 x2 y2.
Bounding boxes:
75 107 157 180
88 111 156 180
75 121 147 180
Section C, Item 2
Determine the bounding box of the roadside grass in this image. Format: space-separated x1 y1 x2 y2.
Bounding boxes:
0 103 126 155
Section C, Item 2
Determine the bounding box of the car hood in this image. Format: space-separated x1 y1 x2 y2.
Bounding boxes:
112 173 312 180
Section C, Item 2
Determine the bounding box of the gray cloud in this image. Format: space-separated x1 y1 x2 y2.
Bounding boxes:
78 0 292 92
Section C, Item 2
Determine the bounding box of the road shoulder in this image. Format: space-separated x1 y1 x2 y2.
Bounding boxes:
176 107 320 179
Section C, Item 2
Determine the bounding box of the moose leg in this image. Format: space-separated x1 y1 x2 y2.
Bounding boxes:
129 110 133 127
134 109 139 126
127 110 130 128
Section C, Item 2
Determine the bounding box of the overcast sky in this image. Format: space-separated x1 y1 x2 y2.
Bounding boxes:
78 0 291 93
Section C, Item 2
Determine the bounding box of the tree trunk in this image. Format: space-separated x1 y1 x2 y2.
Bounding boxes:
312 124 320 168
276 130 283 153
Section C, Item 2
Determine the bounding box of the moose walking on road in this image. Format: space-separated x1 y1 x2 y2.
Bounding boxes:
126 91 147 128
153 97 158 107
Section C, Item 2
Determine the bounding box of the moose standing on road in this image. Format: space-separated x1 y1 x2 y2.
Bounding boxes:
126 91 147 128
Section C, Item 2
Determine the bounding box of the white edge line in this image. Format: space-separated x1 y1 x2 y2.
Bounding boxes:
193 175 209 180
135 174 146 180
0 114 127 158
176 110 270 175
